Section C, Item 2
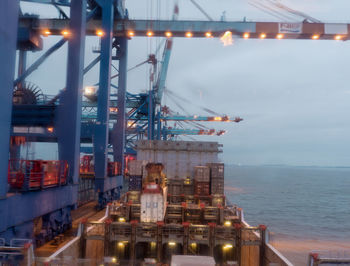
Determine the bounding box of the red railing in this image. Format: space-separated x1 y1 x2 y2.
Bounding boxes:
8 160 68 190
79 155 121 177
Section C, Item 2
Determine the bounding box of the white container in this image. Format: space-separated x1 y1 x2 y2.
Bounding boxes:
171 255 215 266
140 190 166 223
136 140 220 179
128 160 146 176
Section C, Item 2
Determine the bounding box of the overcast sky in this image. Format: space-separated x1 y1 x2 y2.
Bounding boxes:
21 0 350 166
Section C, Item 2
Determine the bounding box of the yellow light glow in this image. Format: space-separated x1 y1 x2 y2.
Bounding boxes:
186 32 193 38
84 86 96 95
205 32 212 38
118 242 124 247
165 31 172 37
220 31 233 46
243 33 250 39
127 121 136 128
168 242 176 246
214 117 222 121
223 244 233 249
276 34 284 39
312 35 319 40
224 221 232 227
147 31 153 37
260 33 266 39
128 31 135 37
118 217 126 222
47 127 54 133
43 30 51 36
61 30 70 37
111 257 117 263
190 243 197 248
96 30 104 37
335 35 343 40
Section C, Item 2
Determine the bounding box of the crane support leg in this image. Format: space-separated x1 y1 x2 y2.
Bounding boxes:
0 0 19 198
112 37 128 173
57 0 86 185
94 0 114 195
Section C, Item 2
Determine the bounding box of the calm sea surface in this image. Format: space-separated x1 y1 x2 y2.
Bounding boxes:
225 165 350 241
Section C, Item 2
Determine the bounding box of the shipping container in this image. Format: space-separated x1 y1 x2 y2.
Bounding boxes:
194 166 210 182
211 178 224 194
194 181 210 196
207 163 224 178
129 175 142 191
136 140 221 179
183 184 193 195
167 179 184 195
140 189 167 223
128 160 146 176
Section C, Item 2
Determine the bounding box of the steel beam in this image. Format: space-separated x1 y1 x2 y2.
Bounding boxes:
0 0 20 198
56 0 86 184
20 18 350 40
0 185 77 235
94 0 114 192
112 37 128 173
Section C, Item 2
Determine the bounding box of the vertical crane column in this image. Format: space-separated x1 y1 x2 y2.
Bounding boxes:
112 37 128 174
0 0 19 198
57 0 86 186
94 0 114 193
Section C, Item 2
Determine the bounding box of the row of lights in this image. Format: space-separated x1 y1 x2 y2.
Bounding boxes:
245 32 344 40
42 29 345 40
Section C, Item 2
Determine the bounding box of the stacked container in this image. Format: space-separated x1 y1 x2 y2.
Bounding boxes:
129 175 142 191
127 160 146 191
193 166 210 196
168 179 183 196
183 178 193 196
207 163 224 195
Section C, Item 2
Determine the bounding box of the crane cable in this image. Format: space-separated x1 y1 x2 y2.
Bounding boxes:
189 0 213 21
165 89 222 116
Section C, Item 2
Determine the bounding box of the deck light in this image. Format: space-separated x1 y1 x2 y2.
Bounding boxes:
260 33 266 39
224 221 232 227
168 242 176 246
186 32 193 38
61 30 70 37
47 127 54 133
43 30 51 36
118 242 124 247
147 31 153 37
205 32 212 38
223 244 233 249
118 217 126 222
276 34 284 39
243 33 250 39
165 31 172 37
335 35 343 40
128 31 135 37
312 34 319 40
96 30 104 37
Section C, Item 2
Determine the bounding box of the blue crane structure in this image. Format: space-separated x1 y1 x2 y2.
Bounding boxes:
1 0 349 246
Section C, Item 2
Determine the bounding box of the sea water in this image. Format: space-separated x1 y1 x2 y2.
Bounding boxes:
225 165 350 242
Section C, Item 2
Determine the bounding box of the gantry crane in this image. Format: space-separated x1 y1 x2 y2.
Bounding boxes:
1 0 349 246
